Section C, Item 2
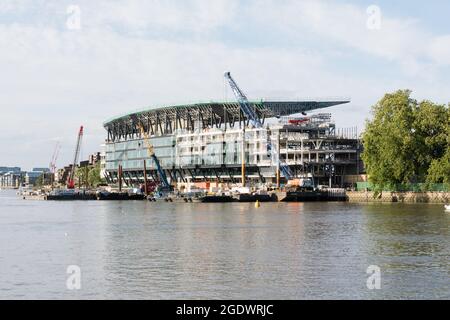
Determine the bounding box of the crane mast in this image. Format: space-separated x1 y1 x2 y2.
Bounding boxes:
136 121 171 190
49 142 61 188
67 126 83 189
224 72 293 180
49 142 61 175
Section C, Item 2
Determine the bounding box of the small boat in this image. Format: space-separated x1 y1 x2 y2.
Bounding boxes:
445 205 450 211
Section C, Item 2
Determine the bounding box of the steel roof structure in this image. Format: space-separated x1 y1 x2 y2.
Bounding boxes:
104 99 350 142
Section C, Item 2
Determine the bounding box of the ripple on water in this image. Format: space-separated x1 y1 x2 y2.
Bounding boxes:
0 191 449 299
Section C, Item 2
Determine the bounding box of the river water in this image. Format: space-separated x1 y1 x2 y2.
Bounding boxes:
0 190 449 300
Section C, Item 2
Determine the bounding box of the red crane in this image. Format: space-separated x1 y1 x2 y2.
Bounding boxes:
67 126 84 189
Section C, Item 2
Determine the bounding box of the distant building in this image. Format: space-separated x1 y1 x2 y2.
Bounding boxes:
25 171 43 186
56 166 72 185
32 168 50 173
0 167 21 174
0 166 55 188
0 168 24 188
79 160 90 168
24 168 52 186
100 144 107 180
88 152 101 166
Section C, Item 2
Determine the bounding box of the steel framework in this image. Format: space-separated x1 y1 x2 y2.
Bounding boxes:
104 100 350 142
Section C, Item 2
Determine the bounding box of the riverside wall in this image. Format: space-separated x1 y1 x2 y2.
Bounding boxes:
347 191 449 203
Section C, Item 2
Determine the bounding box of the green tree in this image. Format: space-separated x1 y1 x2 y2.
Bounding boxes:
413 100 448 178
426 105 450 185
426 149 450 185
362 90 449 190
88 163 105 187
34 173 45 188
75 166 87 188
362 90 417 189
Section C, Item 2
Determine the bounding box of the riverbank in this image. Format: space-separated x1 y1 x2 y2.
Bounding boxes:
347 191 449 203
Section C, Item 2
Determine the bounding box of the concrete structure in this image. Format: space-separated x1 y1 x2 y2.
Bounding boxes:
102 99 364 188
0 167 21 174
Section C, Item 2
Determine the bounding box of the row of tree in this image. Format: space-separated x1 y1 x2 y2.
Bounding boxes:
361 90 449 190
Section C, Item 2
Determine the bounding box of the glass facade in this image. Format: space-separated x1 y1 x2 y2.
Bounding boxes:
105 124 360 175
105 128 275 171
105 136 175 170
175 128 273 167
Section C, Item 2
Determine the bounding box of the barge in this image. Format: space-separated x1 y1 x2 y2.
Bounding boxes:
46 190 97 201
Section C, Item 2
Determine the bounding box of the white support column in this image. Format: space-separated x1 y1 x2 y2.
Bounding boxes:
301 139 304 165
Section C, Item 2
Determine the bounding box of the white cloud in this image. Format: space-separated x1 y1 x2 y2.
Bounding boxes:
0 23 333 168
244 0 438 71
0 0 448 169
78 0 239 35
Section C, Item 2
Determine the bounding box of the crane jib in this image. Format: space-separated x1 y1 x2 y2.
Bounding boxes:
68 126 83 187
135 120 171 189
224 72 293 180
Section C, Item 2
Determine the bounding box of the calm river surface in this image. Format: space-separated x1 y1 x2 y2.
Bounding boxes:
0 190 449 300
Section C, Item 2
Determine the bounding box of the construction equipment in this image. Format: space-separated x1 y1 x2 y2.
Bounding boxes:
224 72 262 128
136 121 172 191
67 126 83 189
49 142 61 188
49 142 61 175
224 72 293 180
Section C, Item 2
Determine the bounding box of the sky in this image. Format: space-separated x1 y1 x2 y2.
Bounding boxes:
1 0 449 170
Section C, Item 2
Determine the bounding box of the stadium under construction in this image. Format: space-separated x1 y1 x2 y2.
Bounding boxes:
103 90 364 191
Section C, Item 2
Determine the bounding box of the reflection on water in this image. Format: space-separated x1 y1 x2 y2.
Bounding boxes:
0 190 449 299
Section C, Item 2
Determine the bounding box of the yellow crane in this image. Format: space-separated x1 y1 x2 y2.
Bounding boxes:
136 122 171 189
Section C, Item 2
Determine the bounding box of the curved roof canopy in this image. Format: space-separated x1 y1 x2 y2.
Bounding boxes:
103 99 350 141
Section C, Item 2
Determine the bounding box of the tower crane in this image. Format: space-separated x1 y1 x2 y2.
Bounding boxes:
224 72 293 180
49 142 61 187
135 120 171 190
49 142 61 175
67 126 83 189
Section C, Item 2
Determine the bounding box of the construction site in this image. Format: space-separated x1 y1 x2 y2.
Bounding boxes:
100 73 364 199
14 72 365 202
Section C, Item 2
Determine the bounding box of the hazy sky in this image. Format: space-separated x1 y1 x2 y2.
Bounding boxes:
1 0 449 170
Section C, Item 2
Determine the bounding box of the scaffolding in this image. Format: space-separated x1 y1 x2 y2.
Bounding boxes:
104 113 362 188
